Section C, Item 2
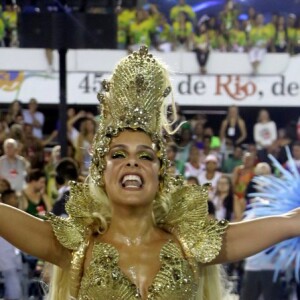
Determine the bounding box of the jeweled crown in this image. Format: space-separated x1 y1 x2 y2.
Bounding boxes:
90 46 172 185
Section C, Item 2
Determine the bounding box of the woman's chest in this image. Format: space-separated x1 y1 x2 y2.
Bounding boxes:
77 241 199 300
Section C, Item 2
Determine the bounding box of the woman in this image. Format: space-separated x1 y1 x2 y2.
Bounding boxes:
232 152 256 212
273 15 288 53
197 154 222 199
19 169 52 216
219 105 247 148
1 47 300 300
74 116 96 176
193 22 210 74
184 145 203 178
5 99 22 126
253 109 277 162
211 175 242 221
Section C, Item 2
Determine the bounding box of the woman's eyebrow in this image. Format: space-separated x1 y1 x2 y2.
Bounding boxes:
110 144 127 150
137 145 157 153
109 144 156 152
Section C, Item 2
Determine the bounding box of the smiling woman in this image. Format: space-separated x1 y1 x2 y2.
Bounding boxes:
1 46 300 300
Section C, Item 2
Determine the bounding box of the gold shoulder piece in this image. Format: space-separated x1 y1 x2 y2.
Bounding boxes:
160 184 228 263
45 212 86 250
65 181 103 221
46 182 102 250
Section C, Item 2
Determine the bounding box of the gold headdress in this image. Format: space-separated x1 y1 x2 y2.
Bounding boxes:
90 46 172 187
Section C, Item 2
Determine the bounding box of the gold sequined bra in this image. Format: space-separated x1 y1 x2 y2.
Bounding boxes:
78 240 198 300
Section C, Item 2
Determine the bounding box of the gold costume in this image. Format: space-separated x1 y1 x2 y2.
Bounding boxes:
46 46 228 299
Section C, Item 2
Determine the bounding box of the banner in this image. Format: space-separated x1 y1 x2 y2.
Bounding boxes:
1 67 300 107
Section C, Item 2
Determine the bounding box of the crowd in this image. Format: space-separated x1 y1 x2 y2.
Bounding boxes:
0 96 300 298
2 0 300 73
117 0 300 73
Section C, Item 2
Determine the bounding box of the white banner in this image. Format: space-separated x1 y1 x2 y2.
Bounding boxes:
1 67 300 106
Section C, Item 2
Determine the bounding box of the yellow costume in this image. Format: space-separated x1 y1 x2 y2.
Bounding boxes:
46 46 228 299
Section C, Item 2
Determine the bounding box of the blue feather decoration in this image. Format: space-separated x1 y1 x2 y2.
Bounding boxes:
245 146 300 281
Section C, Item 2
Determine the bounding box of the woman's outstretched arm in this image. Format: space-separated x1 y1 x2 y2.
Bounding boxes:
0 203 71 268
213 208 300 264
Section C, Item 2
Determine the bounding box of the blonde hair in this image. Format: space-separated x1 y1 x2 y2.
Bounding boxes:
197 265 231 300
47 266 71 300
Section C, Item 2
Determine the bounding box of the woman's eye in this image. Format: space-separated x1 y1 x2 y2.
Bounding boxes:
112 151 126 159
139 152 153 161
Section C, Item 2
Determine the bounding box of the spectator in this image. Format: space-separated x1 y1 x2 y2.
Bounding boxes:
287 13 297 54
2 3 18 47
186 176 199 185
211 175 242 221
52 158 79 217
184 145 204 178
244 6 257 34
203 126 221 151
229 19 247 52
193 21 210 74
245 162 272 205
293 17 300 55
5 99 23 127
22 123 45 169
9 123 25 155
284 141 300 173
213 24 228 52
66 108 85 147
222 144 243 174
74 117 96 176
253 109 277 162
192 121 204 149
129 9 153 51
232 152 256 211
172 11 193 51
22 98 45 139
219 0 239 32
169 0 195 23
219 105 247 149
176 127 193 164
264 13 277 52
207 15 217 46
0 138 29 193
205 15 225 52
19 169 52 217
190 113 207 130
198 154 222 198
248 14 270 74
276 125 295 164
273 15 288 53
155 13 174 52
240 251 285 300
44 145 61 202
166 143 184 175
0 189 23 300
199 134 215 165
116 5 136 50
0 9 5 47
